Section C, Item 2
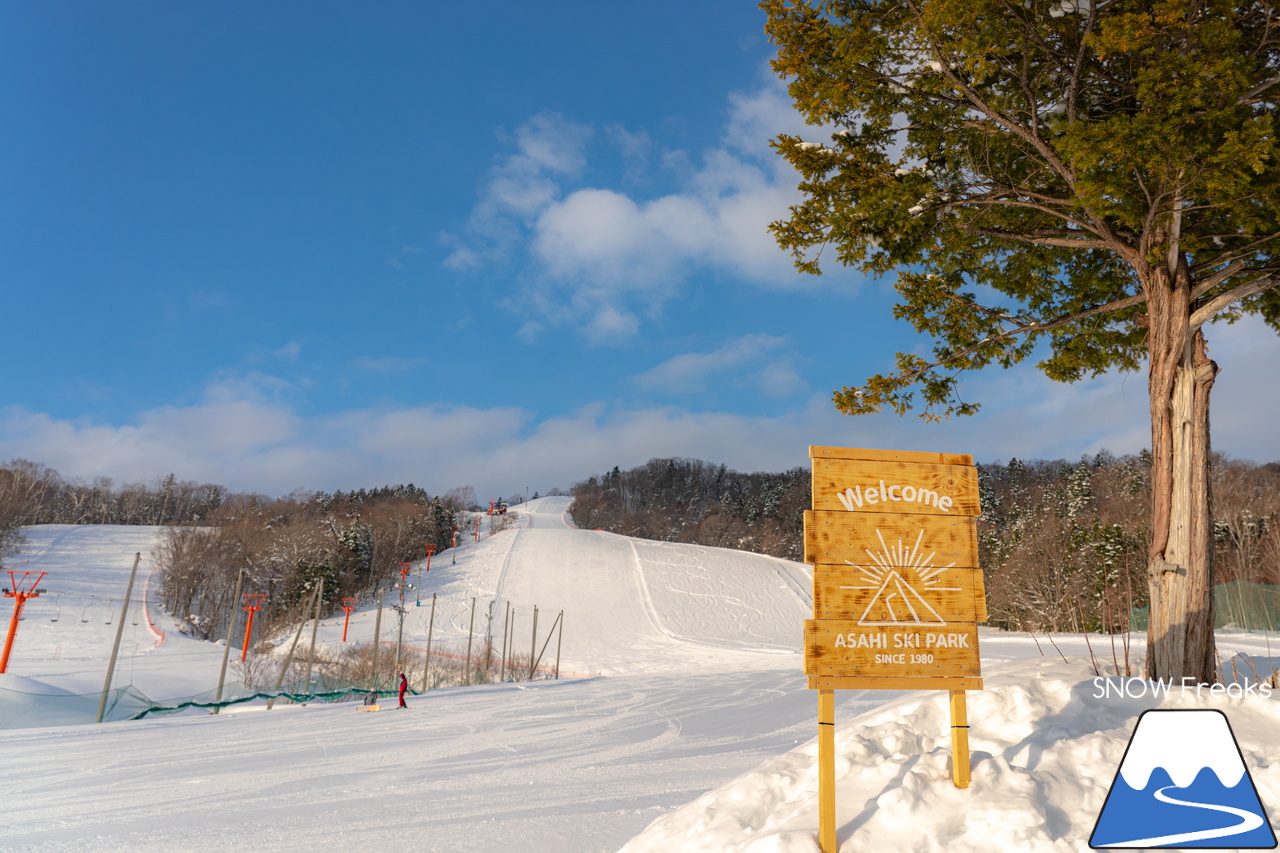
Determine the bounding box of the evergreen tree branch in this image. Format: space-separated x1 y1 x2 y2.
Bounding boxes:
960 222 1114 250
1190 274 1280 330
872 290 1148 399
1189 230 1280 275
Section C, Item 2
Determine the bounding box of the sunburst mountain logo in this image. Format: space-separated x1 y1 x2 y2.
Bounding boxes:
841 529 960 626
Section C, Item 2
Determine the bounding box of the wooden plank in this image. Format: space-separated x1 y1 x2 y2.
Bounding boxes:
805 620 981 678
817 689 836 853
950 690 971 788
812 458 980 517
804 510 977 568
810 445 973 466
808 676 984 691
812 565 986 623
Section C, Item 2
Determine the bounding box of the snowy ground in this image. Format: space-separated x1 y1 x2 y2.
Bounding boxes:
1 498 1278 851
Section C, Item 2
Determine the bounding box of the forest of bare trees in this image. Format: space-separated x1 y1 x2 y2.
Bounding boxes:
0 459 226 561
979 453 1280 632
0 459 468 646
6 452 1276 639
0 459 226 529
571 453 1280 633
154 486 462 642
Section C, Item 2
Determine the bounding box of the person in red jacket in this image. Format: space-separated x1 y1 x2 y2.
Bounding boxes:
398 672 408 709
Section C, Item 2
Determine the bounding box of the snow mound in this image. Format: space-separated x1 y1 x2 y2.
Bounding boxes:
0 673 77 696
619 658 1280 852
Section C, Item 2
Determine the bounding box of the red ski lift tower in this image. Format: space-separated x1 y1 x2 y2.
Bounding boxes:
1 572 47 674
240 593 267 661
418 544 437 606
340 597 358 642
397 562 413 606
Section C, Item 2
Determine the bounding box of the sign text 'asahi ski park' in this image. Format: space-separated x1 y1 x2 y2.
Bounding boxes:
804 446 985 853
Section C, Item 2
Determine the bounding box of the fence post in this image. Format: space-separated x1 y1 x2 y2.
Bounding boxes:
268 585 318 710
370 591 384 691
554 610 563 680
302 579 323 701
501 604 511 682
465 597 476 685
420 593 436 692
213 568 245 714
96 553 141 723
529 605 539 681
484 599 495 676
530 610 560 676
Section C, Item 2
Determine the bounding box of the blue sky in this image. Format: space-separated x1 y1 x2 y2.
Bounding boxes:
3 2 1278 499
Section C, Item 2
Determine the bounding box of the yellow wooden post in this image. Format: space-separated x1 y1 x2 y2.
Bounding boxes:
818 688 837 852
949 689 971 788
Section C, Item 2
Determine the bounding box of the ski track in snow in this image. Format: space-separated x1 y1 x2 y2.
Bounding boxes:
3 499 1280 852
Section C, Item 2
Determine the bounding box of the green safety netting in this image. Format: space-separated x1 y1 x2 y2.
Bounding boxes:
1130 580 1280 632
0 678 402 731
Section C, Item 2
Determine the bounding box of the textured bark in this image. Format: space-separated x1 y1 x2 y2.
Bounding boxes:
1145 262 1219 682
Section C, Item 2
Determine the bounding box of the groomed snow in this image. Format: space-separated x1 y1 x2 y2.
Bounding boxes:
619 656 1280 853
1 497 1277 851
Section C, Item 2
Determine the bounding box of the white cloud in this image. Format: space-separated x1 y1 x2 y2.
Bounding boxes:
637 334 791 394
444 70 858 343
582 303 640 345
1200 314 1280 464
605 123 653 183
273 342 302 362
4 317 1274 498
515 112 592 174
759 363 806 398
0 400 299 489
722 80 815 156
443 111 593 271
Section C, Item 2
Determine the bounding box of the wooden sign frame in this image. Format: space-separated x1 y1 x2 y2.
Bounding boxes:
805 446 984 853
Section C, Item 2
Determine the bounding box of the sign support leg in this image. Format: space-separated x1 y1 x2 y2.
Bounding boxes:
949 689 971 788
818 688 837 852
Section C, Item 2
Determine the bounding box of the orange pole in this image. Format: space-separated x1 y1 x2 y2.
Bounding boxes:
341 597 358 642
1 572 45 675
240 607 258 661
0 594 31 674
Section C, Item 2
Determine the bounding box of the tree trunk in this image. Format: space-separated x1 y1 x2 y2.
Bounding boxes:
1145 264 1218 682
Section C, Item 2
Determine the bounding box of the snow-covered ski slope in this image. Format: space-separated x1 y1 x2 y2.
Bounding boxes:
0 524 236 708
2 498 1279 852
440 497 812 675
0 498 826 851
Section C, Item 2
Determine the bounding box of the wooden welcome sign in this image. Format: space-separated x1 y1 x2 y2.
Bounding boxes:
805 446 985 853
